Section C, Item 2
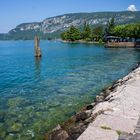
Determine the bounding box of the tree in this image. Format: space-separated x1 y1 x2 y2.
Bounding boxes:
112 22 140 39
61 26 81 41
92 26 103 41
61 31 68 40
105 17 115 36
82 21 92 41
109 17 115 30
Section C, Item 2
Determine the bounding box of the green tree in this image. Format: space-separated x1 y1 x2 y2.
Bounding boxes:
61 31 68 40
105 17 115 36
69 26 81 41
82 21 92 41
92 26 103 41
112 22 140 39
61 26 81 41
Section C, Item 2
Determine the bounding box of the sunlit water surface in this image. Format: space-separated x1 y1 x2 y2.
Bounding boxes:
0 41 140 139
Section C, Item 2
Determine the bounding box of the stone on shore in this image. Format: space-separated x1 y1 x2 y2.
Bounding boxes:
95 95 104 102
86 105 94 110
46 125 69 140
76 112 88 122
78 67 140 140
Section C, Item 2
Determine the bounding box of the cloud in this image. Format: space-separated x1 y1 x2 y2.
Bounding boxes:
127 4 137 12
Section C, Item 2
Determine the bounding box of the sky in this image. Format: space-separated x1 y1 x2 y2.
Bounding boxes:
0 0 140 33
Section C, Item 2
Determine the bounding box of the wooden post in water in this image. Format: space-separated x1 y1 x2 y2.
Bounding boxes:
34 35 42 57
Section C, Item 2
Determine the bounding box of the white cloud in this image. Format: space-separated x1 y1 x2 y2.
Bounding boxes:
127 4 137 12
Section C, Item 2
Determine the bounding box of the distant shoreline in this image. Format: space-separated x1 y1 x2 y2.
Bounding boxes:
59 39 105 45
0 39 105 45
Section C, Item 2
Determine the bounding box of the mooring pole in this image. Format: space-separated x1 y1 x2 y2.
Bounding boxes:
34 35 42 57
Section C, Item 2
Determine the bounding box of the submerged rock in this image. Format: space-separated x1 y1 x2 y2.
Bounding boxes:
0 123 6 138
8 123 22 133
7 97 25 109
0 111 5 122
5 134 19 140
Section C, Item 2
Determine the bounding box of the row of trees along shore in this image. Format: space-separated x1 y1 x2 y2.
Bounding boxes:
61 18 140 42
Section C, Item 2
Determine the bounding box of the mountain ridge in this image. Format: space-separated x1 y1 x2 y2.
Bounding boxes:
0 11 140 40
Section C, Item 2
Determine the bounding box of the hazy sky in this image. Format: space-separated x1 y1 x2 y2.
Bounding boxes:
0 0 140 33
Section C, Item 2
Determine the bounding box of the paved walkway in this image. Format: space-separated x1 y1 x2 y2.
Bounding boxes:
119 117 140 140
77 67 140 140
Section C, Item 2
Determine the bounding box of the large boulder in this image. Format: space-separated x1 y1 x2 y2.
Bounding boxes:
68 123 87 140
76 112 88 122
47 125 69 140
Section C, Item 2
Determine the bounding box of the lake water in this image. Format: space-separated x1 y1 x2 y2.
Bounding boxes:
0 40 140 139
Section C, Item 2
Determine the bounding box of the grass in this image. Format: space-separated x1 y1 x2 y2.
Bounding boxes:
116 130 122 136
100 126 111 130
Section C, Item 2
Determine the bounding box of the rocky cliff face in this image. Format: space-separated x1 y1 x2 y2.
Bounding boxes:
1 11 140 40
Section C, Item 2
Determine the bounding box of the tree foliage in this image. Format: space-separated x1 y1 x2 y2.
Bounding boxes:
61 23 103 42
81 22 92 41
61 26 81 41
112 23 140 39
61 18 140 42
105 17 115 36
92 26 103 41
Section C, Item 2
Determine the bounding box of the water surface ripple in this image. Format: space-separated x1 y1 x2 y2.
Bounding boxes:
0 41 140 139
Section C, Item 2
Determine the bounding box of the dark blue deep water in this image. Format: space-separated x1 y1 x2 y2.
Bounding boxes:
0 40 140 139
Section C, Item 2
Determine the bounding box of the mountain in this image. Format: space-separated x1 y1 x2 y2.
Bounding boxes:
0 11 140 40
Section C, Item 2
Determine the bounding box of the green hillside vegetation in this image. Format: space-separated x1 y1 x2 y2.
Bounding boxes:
61 26 81 41
112 22 140 39
61 22 104 42
0 11 140 40
61 18 140 42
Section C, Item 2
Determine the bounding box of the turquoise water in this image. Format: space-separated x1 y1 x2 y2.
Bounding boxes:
0 41 140 139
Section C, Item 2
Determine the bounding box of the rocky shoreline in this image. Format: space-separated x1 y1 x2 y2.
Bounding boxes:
45 62 140 140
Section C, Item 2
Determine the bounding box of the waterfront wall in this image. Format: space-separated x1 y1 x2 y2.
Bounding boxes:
105 42 135 48
45 62 140 140
78 64 140 140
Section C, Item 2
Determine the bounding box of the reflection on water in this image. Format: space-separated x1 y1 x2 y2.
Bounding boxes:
34 57 41 80
0 41 140 139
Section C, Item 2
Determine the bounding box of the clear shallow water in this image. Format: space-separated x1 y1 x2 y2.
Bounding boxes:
0 41 140 139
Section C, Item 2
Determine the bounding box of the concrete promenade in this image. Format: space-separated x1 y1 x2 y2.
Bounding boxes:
77 67 140 140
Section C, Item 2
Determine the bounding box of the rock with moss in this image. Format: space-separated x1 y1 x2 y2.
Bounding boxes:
7 97 25 109
5 134 19 140
0 123 6 138
0 111 5 122
8 123 22 133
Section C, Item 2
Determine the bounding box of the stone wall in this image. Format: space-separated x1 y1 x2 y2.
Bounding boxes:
105 42 135 48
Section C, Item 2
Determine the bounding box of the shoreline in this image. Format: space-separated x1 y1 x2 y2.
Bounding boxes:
59 39 105 45
77 62 140 140
0 39 104 45
45 61 140 140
